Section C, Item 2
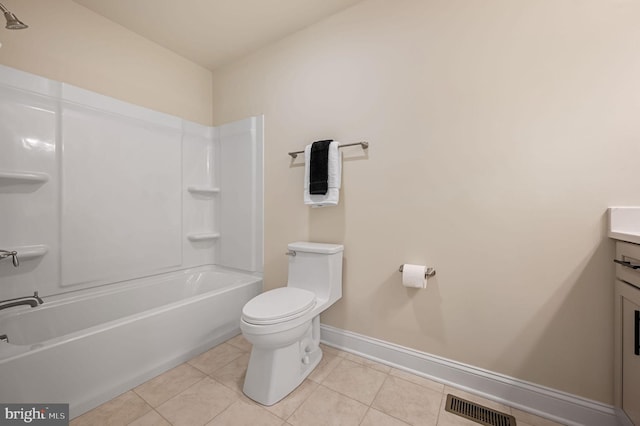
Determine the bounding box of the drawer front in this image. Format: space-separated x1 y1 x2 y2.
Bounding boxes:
616 242 640 289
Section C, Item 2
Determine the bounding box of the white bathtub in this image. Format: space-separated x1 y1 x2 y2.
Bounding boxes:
0 266 262 418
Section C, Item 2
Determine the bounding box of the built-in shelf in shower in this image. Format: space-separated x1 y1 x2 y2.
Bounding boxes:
0 171 49 184
187 233 221 242
187 186 220 195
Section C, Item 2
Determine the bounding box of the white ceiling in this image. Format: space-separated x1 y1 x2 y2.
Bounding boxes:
73 0 364 71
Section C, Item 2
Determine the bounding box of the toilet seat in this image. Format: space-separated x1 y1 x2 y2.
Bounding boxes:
242 287 316 325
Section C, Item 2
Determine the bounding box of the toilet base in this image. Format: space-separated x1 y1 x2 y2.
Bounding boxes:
242 317 322 406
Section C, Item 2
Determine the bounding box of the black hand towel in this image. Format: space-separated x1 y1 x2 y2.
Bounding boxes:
309 139 333 195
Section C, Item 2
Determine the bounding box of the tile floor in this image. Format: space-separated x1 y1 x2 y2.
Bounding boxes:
70 335 566 426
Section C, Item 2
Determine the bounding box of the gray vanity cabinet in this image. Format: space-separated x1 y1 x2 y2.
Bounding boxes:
615 241 640 425
622 296 640 424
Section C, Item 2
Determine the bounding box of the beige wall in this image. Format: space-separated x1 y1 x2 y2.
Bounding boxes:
212 0 640 404
0 0 212 125
1 0 636 406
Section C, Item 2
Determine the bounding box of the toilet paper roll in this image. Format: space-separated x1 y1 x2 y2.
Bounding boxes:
402 264 427 289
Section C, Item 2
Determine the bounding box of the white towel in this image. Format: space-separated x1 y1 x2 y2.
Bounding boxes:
304 141 341 207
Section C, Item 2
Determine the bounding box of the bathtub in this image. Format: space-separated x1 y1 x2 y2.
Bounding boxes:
0 266 262 418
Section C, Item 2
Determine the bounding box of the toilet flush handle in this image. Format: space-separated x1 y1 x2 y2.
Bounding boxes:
285 250 296 257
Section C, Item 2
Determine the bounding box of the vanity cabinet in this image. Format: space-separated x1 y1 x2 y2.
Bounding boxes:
615 241 640 425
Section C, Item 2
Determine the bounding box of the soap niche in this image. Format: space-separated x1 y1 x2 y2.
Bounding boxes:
0 171 49 194
187 186 220 196
182 125 220 267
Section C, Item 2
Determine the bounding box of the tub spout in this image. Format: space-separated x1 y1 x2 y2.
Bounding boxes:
0 291 43 311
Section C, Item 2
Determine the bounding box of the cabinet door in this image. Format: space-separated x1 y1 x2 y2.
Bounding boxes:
623 297 640 425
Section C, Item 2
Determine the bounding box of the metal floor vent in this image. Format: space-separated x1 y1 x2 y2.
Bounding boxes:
445 394 517 426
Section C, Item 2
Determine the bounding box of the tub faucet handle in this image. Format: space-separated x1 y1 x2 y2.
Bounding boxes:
0 250 19 267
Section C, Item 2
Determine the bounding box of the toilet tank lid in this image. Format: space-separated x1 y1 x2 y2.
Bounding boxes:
288 242 344 254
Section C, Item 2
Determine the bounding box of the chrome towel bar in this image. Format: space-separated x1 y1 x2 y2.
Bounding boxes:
399 264 436 278
288 141 369 159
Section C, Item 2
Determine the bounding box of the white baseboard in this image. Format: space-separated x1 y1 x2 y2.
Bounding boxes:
320 324 620 426
617 408 634 426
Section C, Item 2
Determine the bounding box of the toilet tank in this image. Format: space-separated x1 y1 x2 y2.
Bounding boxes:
287 242 343 304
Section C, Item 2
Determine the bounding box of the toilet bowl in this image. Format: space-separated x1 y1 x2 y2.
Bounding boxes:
241 242 343 406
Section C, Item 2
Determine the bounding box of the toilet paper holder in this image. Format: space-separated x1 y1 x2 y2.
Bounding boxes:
399 264 436 278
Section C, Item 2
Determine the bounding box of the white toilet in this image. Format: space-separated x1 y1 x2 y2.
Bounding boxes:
241 241 343 406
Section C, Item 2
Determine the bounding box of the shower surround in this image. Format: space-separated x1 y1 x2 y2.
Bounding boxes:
0 64 263 417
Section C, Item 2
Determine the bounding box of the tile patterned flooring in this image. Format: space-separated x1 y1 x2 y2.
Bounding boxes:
71 335 566 426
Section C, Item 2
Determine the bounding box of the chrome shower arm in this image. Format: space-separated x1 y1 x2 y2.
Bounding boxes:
0 2 28 30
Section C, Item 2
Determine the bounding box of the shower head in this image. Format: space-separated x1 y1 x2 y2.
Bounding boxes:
0 2 28 30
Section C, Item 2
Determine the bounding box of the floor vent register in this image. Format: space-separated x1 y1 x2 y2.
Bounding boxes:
445 394 517 426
